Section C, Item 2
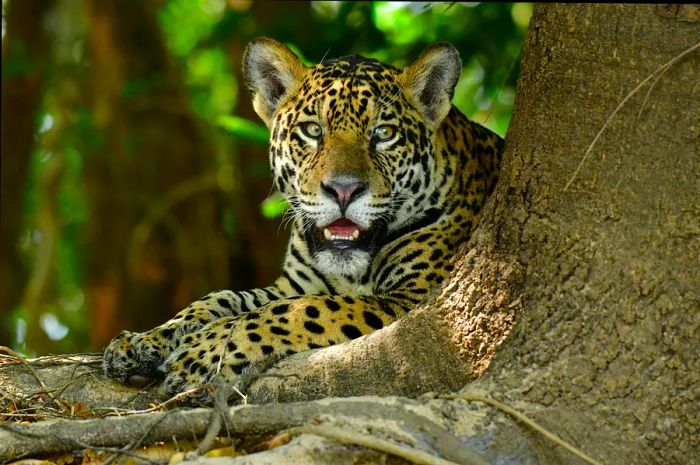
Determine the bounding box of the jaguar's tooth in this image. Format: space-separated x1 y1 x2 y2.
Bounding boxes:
324 228 332 240
351 229 360 240
329 234 355 241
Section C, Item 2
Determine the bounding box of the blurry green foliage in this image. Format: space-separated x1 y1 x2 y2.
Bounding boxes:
217 115 269 144
14 118 92 353
187 48 238 120
4 1 531 353
158 0 228 57
261 192 290 219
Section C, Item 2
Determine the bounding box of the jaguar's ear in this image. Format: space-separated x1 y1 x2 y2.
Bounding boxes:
401 43 461 125
243 38 306 126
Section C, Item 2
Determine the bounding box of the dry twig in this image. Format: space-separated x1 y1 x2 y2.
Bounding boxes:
452 392 604 465
563 40 700 191
0 347 62 410
283 424 483 465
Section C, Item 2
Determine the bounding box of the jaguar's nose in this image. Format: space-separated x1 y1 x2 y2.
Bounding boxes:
321 177 368 212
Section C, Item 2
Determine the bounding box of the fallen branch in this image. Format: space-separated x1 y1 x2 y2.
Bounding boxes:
0 396 484 463
0 352 162 411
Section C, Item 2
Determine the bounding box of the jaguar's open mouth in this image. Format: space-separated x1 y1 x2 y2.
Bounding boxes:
315 218 366 249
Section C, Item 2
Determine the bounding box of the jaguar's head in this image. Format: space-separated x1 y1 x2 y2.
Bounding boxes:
243 38 461 278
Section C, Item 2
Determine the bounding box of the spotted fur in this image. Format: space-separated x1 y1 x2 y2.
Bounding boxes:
103 38 503 398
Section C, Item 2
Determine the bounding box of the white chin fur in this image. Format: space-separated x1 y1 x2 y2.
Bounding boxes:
315 249 370 280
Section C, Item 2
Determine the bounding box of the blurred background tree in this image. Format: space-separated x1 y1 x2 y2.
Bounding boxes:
0 0 531 355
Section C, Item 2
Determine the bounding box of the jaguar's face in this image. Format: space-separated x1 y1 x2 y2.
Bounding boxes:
244 39 461 277
269 59 440 274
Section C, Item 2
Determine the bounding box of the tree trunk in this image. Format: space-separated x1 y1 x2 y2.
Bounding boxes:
0 0 55 347
467 5 699 464
81 0 232 348
1 4 697 465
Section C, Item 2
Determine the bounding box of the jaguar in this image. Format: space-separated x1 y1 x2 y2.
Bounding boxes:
103 37 503 398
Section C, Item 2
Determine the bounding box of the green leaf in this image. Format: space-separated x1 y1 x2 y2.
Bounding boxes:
261 193 289 218
216 115 269 144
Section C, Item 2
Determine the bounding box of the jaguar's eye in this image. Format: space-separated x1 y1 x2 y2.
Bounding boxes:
373 125 396 142
300 122 323 139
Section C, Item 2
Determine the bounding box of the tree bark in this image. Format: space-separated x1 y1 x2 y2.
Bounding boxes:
467 5 699 464
1 4 698 465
